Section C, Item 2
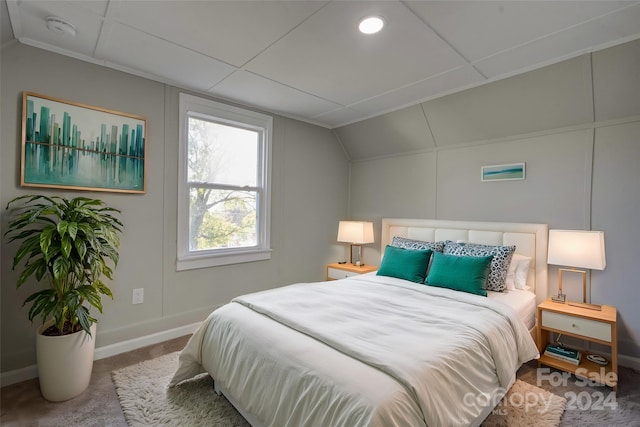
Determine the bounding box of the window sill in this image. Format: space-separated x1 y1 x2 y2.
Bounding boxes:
176 248 272 271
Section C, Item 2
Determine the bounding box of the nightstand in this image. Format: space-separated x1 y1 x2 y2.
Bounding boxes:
326 263 377 281
537 298 618 391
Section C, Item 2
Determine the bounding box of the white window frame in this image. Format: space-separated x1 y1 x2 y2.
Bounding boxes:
177 93 272 270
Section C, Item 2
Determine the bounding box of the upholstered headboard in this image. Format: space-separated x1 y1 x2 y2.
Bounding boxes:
381 218 549 304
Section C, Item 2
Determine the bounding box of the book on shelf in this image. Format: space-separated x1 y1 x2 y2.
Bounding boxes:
544 344 581 365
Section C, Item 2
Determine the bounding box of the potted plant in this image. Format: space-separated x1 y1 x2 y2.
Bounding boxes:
5 195 123 401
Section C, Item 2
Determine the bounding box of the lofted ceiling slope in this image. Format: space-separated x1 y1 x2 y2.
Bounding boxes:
2 0 640 130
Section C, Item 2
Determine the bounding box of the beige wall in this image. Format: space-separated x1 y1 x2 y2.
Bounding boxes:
0 43 350 372
346 40 640 359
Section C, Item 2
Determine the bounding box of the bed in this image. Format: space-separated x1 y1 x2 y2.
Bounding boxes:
170 218 548 426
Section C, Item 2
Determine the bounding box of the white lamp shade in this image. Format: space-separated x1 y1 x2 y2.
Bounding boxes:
337 221 374 244
547 230 606 270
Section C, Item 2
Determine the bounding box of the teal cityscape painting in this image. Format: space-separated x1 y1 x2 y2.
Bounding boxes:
21 92 146 193
481 163 525 182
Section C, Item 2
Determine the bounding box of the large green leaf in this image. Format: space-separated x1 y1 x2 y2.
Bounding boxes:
17 259 44 288
94 279 114 299
75 306 95 336
35 261 48 282
12 234 41 268
52 257 71 281
77 285 103 312
67 222 78 240
39 226 55 260
57 220 68 237
5 228 40 243
24 289 57 322
61 234 72 259
74 239 87 260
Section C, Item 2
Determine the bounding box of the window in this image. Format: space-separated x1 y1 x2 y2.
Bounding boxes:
177 94 272 270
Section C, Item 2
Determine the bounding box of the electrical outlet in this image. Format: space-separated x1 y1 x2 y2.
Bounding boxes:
132 288 144 305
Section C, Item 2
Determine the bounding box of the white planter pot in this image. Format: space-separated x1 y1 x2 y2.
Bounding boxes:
36 321 96 402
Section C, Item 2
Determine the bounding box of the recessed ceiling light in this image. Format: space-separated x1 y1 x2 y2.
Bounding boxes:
358 16 384 35
46 16 77 37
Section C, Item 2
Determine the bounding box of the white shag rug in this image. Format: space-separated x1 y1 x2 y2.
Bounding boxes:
113 352 566 427
112 352 249 426
482 379 567 427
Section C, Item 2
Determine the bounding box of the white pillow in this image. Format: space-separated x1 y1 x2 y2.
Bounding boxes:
514 255 531 289
505 258 518 290
505 254 532 290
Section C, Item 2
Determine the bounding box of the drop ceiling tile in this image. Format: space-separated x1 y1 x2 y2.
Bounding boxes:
408 1 633 62
11 0 103 57
348 65 485 119
474 3 640 79
111 0 328 67
211 70 344 119
246 0 467 105
73 0 109 17
97 22 236 91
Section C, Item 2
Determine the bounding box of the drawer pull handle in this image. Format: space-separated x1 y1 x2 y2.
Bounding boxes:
572 324 576 328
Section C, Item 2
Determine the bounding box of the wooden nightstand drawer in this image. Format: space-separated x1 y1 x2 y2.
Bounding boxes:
327 267 360 280
326 263 377 280
541 310 611 342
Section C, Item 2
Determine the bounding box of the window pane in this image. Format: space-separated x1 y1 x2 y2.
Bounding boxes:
189 187 257 251
187 117 258 186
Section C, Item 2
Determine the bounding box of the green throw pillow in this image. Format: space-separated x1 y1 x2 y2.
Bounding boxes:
425 252 493 296
377 245 432 283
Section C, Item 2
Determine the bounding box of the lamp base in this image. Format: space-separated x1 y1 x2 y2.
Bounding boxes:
349 244 364 266
567 301 602 311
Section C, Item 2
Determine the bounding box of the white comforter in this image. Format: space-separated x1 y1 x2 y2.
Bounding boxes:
170 274 539 427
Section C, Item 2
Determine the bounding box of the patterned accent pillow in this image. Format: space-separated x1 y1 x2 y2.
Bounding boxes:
391 236 445 253
443 241 516 292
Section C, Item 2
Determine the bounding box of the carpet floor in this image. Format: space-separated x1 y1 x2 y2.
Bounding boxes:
2 334 639 426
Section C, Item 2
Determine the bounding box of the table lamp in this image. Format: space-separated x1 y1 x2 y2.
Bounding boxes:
337 221 374 266
547 229 606 310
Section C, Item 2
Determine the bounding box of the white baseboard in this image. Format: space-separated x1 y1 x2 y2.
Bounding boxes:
1 365 39 389
0 322 200 388
93 322 200 360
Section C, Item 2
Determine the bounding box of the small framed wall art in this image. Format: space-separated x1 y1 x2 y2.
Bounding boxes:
481 162 525 182
21 92 147 193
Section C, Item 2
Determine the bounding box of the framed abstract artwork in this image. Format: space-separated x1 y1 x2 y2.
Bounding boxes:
481 163 525 182
21 92 147 193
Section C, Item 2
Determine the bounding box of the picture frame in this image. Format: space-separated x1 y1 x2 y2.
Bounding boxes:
481 162 525 182
21 92 147 193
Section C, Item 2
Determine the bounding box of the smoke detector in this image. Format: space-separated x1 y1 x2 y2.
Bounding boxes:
46 16 77 37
